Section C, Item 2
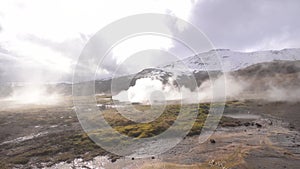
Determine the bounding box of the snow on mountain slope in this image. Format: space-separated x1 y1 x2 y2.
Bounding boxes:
161 48 300 72
94 48 300 95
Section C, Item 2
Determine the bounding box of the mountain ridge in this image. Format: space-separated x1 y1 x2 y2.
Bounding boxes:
160 48 300 73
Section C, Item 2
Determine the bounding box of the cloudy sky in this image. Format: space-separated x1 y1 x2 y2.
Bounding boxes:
0 0 299 83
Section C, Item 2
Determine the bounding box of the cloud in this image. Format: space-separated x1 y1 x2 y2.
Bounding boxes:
0 0 195 82
0 0 299 83
190 0 300 52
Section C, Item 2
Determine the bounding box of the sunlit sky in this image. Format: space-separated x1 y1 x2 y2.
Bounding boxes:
0 0 299 83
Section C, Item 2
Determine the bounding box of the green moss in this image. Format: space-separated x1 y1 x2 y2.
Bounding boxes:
100 104 210 138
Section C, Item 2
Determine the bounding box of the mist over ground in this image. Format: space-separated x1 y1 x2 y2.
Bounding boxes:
113 60 300 104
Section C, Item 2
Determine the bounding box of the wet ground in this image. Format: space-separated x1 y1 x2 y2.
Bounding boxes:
0 100 299 168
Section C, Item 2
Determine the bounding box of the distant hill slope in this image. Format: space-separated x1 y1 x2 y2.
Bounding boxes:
233 60 300 77
161 48 300 72
232 60 300 97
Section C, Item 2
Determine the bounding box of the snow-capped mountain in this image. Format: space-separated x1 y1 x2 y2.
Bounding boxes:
129 68 174 86
161 48 300 72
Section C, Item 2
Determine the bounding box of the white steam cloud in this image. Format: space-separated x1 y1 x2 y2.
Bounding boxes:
2 85 62 106
113 72 300 104
266 87 300 102
114 77 182 104
113 74 248 104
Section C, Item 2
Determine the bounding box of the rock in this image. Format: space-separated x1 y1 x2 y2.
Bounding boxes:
222 122 240 127
289 124 295 129
268 120 273 125
244 122 251 127
255 123 262 128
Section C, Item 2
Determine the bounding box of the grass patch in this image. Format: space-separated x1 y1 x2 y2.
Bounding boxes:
101 103 210 138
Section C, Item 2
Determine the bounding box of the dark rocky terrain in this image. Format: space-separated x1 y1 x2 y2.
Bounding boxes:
0 99 299 168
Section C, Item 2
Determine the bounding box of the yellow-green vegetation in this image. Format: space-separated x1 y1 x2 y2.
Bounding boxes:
225 100 247 107
100 103 210 139
96 97 113 104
